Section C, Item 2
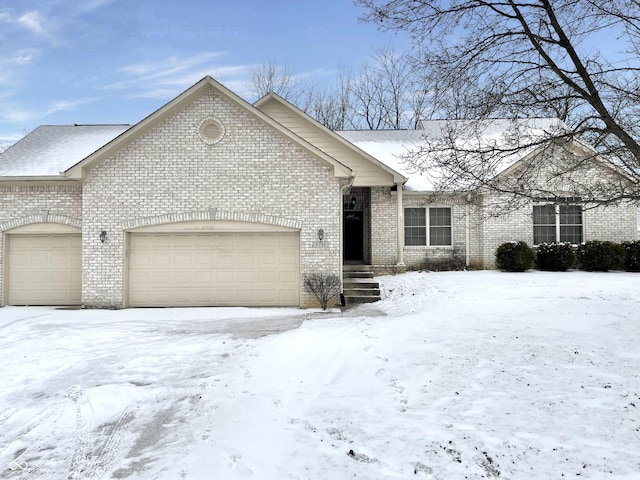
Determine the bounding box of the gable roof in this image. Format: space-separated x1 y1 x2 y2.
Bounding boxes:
255 93 406 186
338 118 568 192
64 76 353 180
0 125 130 179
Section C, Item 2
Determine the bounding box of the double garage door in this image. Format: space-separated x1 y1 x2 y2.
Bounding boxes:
6 234 82 306
128 232 300 307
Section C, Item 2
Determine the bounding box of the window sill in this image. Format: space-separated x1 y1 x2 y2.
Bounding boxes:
404 245 454 249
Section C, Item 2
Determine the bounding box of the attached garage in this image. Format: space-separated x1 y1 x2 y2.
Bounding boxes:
5 233 82 306
127 230 300 307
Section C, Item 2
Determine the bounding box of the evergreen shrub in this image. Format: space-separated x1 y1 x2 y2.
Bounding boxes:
621 240 640 272
576 241 625 271
495 241 535 272
535 242 576 271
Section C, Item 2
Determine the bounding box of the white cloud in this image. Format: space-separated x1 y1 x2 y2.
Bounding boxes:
0 97 99 123
45 98 98 115
0 8 61 44
99 52 255 101
0 48 40 66
112 52 227 86
72 0 118 14
18 11 47 35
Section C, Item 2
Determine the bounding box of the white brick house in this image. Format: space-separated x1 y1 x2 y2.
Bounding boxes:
0 77 636 308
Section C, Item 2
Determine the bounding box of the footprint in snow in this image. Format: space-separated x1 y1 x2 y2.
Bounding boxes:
413 462 434 476
228 454 253 477
289 418 317 433
347 449 378 464
390 379 405 393
326 426 346 441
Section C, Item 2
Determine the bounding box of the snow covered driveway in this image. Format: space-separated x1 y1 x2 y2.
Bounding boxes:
1 271 639 479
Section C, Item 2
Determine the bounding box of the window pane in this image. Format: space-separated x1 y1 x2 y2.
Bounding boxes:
560 205 582 226
405 208 426 245
534 226 556 245
430 227 452 246
533 205 556 225
405 208 425 227
405 227 426 245
429 207 451 227
560 226 583 244
429 208 452 246
533 204 556 245
559 204 582 244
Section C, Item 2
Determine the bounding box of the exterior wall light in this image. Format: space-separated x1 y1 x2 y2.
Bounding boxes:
318 228 324 241
99 230 107 243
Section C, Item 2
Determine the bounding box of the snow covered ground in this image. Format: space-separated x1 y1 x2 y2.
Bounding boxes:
1 270 639 479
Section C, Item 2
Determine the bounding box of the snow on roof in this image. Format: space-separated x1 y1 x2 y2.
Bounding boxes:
0 125 131 177
338 118 566 192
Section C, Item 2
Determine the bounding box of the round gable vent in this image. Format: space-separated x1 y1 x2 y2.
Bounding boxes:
198 118 225 144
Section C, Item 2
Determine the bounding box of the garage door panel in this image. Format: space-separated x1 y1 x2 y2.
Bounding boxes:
128 232 299 307
257 271 276 283
51 252 72 265
193 271 213 283
8 234 81 306
279 252 298 265
152 252 172 265
194 252 214 265
174 253 193 266
279 271 298 282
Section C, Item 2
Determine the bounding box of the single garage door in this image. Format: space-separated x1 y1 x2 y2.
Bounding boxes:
128 232 300 307
7 234 82 306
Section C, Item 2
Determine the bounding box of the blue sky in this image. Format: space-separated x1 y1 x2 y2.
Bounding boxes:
0 0 405 145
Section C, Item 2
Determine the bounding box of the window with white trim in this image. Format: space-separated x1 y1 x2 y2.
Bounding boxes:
404 207 452 246
533 203 583 245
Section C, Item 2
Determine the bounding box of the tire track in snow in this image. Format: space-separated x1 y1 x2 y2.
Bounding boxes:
87 408 137 479
0 397 68 452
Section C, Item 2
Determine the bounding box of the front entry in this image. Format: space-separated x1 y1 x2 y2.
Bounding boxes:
344 211 364 262
343 187 370 263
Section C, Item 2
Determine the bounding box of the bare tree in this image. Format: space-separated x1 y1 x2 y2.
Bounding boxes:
350 47 431 129
248 60 300 101
357 0 640 206
299 66 355 130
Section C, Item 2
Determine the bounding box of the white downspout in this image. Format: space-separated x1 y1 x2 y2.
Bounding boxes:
465 202 471 268
396 182 405 266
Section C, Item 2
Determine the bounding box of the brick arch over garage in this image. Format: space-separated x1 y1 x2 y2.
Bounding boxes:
121 209 303 230
2 215 82 306
0 213 82 232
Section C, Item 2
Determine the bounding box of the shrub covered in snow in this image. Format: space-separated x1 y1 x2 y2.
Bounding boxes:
303 273 341 310
576 241 625 271
622 240 640 271
495 241 535 272
535 242 576 271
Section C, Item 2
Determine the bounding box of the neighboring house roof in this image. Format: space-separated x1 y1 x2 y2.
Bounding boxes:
338 118 567 192
0 125 130 177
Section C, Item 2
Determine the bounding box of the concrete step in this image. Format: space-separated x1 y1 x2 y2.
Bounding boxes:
343 265 381 305
343 280 379 289
343 271 374 279
343 287 381 296
343 295 381 304
342 263 373 272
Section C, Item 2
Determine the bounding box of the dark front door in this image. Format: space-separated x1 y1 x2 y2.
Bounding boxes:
344 211 364 262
